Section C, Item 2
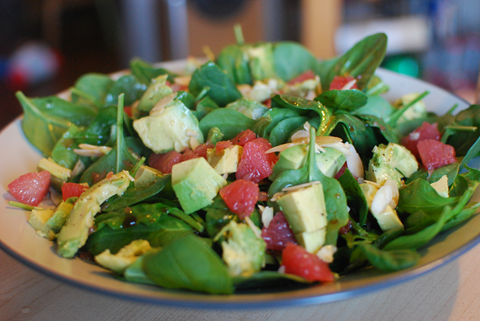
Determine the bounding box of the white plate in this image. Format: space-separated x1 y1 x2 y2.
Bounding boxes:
1 65 479 309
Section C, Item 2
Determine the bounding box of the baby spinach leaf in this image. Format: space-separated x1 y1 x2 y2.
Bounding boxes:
353 95 395 119
441 202 480 232
365 75 389 96
104 74 147 107
85 214 193 255
460 135 480 169
375 228 404 249
398 178 461 217
16 92 98 156
337 169 368 225
76 106 117 145
199 108 256 139
271 95 332 135
406 162 459 186
216 45 252 84
102 175 171 212
262 108 304 135
357 243 420 272
273 41 318 81
322 33 387 91
130 58 177 84
143 234 234 294
268 116 309 146
188 61 242 106
444 104 480 155
51 125 82 169
358 114 399 144
324 112 378 161
73 73 114 107
314 89 368 111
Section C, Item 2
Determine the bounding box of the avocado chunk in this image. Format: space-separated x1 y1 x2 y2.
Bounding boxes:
225 98 268 120
430 175 449 198
133 99 204 153
94 239 152 274
270 144 346 181
207 145 243 175
172 157 227 214
46 197 77 233
366 143 418 187
28 208 56 240
134 165 164 187
214 220 266 276
137 75 173 113
276 182 327 253
56 171 132 258
37 158 72 190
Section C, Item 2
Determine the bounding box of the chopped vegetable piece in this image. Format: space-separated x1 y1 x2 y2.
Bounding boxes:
261 211 297 251
219 179 259 219
281 243 335 282
231 129 257 146
61 183 89 201
8 171 51 206
417 139 457 170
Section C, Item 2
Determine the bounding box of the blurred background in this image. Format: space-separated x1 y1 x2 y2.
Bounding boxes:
1 0 479 129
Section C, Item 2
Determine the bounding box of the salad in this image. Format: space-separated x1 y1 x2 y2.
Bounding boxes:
7 30 480 295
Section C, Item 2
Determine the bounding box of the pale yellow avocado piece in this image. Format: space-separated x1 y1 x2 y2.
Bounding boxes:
56 171 132 258
276 183 327 253
95 240 152 274
430 175 449 198
373 205 404 232
28 208 56 240
207 145 243 175
134 165 163 187
133 100 204 153
37 158 72 190
172 157 227 214
294 229 326 254
360 183 379 208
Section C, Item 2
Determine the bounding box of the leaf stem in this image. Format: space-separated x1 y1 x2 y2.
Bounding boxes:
116 93 125 174
386 90 429 126
234 24 245 45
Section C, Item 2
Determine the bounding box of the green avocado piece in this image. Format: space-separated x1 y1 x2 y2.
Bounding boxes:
28 208 56 240
215 221 266 277
46 197 77 233
366 143 418 186
276 183 327 253
37 158 72 191
94 239 152 274
133 99 204 153
172 157 227 214
56 171 132 258
134 165 164 188
270 144 346 181
137 75 173 112
225 98 269 120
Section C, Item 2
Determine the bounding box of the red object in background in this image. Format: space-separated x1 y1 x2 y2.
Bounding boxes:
417 139 457 170
401 122 441 159
261 211 297 251
329 76 358 90
219 179 259 220
61 182 88 201
8 171 51 206
281 243 335 282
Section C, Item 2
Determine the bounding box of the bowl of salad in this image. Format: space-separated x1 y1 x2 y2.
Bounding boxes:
1 31 480 308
